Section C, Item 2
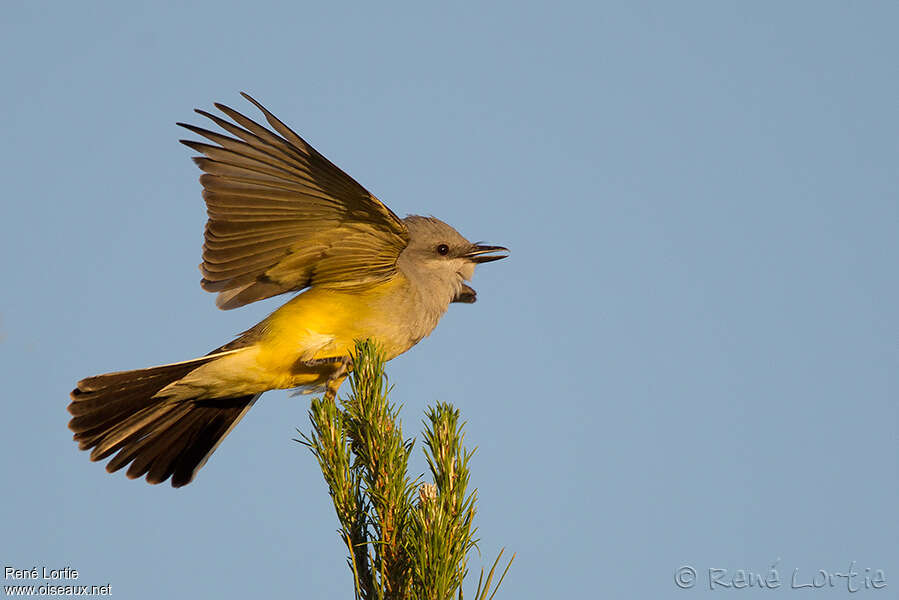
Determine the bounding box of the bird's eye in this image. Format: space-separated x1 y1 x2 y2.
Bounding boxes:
436 244 449 256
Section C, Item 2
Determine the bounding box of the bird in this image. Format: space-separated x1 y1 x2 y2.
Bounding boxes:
67 93 508 488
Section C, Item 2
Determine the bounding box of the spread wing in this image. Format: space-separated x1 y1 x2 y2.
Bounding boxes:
178 93 409 310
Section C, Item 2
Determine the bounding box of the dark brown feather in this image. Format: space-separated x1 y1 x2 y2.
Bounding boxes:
68 356 258 487
179 94 410 310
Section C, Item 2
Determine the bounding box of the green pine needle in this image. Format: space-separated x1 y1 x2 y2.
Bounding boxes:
300 339 513 600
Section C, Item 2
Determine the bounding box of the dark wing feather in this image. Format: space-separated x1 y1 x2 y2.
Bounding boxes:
179 93 409 309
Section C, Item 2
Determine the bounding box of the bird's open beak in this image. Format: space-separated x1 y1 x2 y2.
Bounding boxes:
466 244 509 264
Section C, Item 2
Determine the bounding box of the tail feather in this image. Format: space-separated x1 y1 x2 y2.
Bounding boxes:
124 406 202 482
169 398 257 487
89 403 183 461
104 404 195 473
68 355 259 487
140 410 211 484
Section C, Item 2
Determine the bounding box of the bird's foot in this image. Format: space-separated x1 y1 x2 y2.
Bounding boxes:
302 356 353 401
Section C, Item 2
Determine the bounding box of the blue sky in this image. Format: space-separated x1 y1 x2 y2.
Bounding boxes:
2 2 896 597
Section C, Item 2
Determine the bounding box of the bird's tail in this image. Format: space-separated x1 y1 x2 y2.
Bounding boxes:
68 355 258 487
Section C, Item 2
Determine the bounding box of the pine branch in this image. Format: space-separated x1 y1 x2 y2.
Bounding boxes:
299 339 513 599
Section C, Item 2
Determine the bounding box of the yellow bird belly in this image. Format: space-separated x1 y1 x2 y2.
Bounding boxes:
254 277 420 390
157 276 431 399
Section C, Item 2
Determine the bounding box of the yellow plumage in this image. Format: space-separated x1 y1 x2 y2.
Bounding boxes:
256 276 416 388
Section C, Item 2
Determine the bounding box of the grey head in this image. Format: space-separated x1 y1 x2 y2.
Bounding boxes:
397 215 508 310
